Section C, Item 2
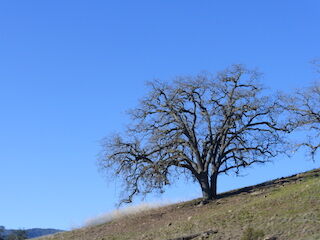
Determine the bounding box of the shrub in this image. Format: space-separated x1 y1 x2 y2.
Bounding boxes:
241 227 265 240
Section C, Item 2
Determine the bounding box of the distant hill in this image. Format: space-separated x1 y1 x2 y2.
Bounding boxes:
26 228 64 239
36 169 320 239
0 228 63 239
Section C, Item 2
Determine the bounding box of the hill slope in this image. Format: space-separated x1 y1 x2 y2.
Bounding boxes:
36 169 320 240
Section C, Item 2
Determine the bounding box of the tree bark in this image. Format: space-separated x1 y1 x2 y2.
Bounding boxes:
210 172 218 199
198 172 212 200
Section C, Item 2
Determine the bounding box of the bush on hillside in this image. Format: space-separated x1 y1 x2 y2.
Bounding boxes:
241 227 265 240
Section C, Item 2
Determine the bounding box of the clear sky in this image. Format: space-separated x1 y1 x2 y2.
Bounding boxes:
0 0 319 230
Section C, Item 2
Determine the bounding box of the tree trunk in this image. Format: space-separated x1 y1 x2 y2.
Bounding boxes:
210 172 218 199
198 172 212 200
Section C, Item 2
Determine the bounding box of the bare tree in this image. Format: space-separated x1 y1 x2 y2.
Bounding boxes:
283 81 320 158
99 65 287 204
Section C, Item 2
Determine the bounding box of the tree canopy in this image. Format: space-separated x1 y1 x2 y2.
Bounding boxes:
283 81 320 158
99 65 288 203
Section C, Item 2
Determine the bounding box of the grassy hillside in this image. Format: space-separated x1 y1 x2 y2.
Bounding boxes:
37 169 320 240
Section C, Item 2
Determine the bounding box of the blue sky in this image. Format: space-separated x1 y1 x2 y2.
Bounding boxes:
0 0 319 230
